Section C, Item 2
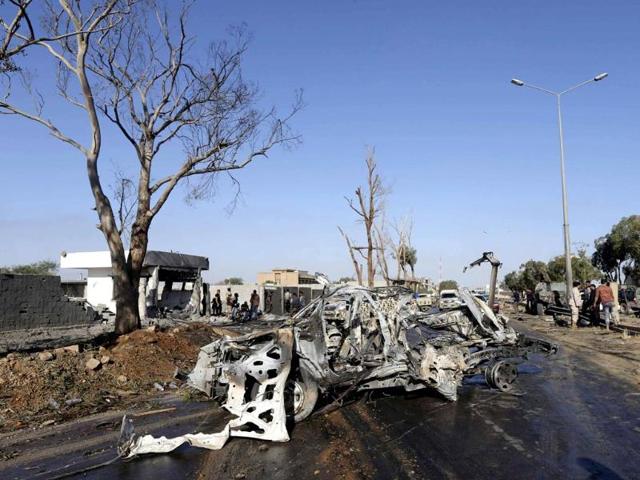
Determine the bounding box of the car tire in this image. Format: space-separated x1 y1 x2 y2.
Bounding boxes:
286 371 318 423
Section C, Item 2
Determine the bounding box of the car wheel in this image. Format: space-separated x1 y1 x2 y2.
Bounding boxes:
286 372 318 423
485 360 518 392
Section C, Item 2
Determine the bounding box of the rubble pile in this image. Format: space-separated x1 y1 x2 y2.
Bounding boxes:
0 323 218 433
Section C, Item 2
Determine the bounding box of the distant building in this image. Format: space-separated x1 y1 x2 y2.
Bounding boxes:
257 269 319 286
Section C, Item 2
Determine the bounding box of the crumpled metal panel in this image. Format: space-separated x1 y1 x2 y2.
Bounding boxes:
416 344 468 401
120 329 293 457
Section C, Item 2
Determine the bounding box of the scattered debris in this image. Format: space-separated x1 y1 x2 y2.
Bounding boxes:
153 383 165 392
0 323 218 432
37 351 54 362
100 355 112 365
85 358 101 371
64 345 81 354
65 398 82 406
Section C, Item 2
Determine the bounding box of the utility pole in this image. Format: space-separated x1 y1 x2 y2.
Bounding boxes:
511 72 608 302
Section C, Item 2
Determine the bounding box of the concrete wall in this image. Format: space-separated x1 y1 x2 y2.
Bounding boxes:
86 268 116 312
0 274 99 332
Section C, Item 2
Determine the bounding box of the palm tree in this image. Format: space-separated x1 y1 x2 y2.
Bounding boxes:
404 247 418 279
395 244 417 279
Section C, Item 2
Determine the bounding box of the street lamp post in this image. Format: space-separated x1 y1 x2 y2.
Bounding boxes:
511 73 608 304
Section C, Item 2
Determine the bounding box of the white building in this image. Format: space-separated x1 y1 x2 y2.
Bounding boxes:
60 250 209 316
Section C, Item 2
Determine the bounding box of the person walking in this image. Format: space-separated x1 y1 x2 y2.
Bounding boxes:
250 289 260 320
284 288 291 313
581 283 592 321
587 283 599 326
225 288 233 316
525 289 535 314
534 276 552 320
231 292 240 321
594 280 616 329
265 291 273 314
213 289 222 316
568 281 582 328
299 291 306 308
291 292 300 313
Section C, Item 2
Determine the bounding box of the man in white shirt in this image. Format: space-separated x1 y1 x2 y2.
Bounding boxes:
284 289 291 313
568 281 583 328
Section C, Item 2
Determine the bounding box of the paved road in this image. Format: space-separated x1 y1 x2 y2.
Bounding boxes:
1 323 639 479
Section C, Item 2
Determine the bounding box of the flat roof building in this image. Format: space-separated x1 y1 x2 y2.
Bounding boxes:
257 268 319 286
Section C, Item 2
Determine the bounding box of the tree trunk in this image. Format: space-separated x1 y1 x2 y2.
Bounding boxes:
113 262 140 335
367 237 374 288
339 227 364 286
114 218 150 334
374 230 391 286
75 36 141 335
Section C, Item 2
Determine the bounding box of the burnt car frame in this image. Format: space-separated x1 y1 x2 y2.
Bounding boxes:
120 284 558 457
188 285 557 423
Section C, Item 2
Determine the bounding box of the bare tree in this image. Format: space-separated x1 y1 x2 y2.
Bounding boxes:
0 1 301 333
342 149 385 288
338 226 363 286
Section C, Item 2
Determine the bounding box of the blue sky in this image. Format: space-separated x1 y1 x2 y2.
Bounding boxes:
0 0 638 286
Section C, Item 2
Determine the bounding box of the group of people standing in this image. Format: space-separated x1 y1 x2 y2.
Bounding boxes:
211 288 261 322
521 277 618 328
569 279 617 329
209 287 309 322
283 288 306 313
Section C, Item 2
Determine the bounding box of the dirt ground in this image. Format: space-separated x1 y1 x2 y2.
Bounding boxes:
513 312 640 387
0 323 220 434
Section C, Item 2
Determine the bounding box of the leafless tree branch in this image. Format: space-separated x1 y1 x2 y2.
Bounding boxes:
343 148 386 287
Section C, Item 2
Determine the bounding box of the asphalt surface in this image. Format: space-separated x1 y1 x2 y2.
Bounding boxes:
1 323 639 480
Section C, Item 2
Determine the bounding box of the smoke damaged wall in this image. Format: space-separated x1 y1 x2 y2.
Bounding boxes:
0 274 99 332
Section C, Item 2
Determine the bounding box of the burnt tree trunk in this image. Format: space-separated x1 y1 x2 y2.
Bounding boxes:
366 236 374 287
339 226 363 286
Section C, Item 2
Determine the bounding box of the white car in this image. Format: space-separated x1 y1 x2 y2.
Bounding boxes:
416 292 435 311
439 289 462 310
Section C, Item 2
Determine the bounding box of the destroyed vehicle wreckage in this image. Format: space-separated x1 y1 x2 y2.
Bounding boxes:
120 285 557 457
191 285 557 410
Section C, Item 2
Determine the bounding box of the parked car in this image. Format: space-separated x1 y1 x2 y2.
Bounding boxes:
438 289 462 310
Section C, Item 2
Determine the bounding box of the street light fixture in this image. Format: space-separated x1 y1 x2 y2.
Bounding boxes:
511 73 608 307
